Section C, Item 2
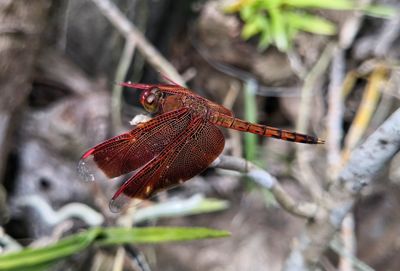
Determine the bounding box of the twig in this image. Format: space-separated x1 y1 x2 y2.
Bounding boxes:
90 0 185 85
339 108 400 192
112 40 136 132
212 155 319 219
58 0 71 51
339 213 356 271
327 45 345 180
296 43 334 134
287 51 307 79
331 237 374 271
342 65 387 162
112 246 126 271
0 227 22 253
125 245 153 271
339 0 372 49
295 43 334 200
16 195 104 226
0 183 8 225
374 15 400 57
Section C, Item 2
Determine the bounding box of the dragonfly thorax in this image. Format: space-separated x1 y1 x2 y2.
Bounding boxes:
182 96 208 116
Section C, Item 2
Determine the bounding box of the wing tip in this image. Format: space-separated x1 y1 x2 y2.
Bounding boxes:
81 148 95 159
119 82 153 89
160 73 183 87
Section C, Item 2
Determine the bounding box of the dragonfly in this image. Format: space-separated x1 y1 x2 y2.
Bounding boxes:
78 77 324 212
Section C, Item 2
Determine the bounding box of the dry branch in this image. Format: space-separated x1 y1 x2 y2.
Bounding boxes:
90 0 185 85
295 43 334 200
212 155 319 219
327 45 345 180
284 107 400 270
339 108 400 192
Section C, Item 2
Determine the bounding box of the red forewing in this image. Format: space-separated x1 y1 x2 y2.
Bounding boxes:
109 118 225 212
78 108 190 181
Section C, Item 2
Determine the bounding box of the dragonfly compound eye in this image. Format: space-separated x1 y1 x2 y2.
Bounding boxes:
141 88 161 113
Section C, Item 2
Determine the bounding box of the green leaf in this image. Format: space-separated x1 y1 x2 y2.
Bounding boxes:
269 7 289 51
260 0 281 9
241 18 262 40
286 11 337 35
0 228 101 271
283 0 354 10
362 5 397 18
224 0 257 13
97 227 230 246
286 23 299 42
190 198 230 215
240 5 257 20
258 28 272 50
0 227 230 271
133 196 229 223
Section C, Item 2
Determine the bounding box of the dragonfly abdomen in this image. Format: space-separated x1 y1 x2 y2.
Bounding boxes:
209 111 324 144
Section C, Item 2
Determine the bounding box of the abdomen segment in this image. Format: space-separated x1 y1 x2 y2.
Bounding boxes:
208 111 324 144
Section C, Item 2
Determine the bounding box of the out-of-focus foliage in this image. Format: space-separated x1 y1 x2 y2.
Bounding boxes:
133 195 229 223
243 79 258 162
0 227 230 271
225 0 396 51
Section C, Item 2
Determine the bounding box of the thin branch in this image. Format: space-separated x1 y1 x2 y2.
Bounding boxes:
90 0 185 85
112 246 126 271
339 107 400 192
339 213 356 271
374 15 400 57
341 65 387 162
295 43 334 200
112 40 136 132
16 195 104 227
296 43 334 134
212 155 319 219
331 237 374 271
327 45 345 180
284 107 400 270
339 0 371 49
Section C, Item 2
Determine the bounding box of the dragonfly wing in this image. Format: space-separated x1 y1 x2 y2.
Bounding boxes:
78 108 191 180
110 119 225 212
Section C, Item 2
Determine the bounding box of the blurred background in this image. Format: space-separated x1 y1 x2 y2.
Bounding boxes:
0 0 400 270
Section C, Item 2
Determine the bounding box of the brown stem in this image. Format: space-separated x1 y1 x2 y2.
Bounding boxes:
212 155 319 219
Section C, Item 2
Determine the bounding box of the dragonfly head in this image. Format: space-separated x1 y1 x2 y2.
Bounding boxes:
140 87 163 113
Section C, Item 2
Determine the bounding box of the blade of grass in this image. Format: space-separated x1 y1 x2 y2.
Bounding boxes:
0 228 101 270
224 0 256 13
97 227 230 246
241 17 262 40
0 227 229 271
243 79 258 162
341 66 387 162
286 11 337 35
363 5 397 18
269 7 289 51
258 25 272 50
132 195 229 223
283 0 354 10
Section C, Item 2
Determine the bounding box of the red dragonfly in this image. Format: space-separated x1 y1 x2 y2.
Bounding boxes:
78 78 324 212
